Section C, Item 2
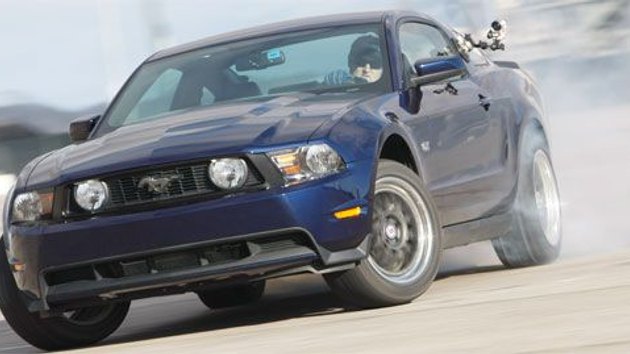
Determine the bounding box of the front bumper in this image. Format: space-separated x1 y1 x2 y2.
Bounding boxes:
44 229 339 308
6 160 374 312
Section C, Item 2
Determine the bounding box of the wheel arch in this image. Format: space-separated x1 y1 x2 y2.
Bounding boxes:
518 116 551 158
375 125 428 182
379 134 417 172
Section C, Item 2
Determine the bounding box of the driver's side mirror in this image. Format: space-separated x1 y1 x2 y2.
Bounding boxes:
69 114 100 142
411 56 466 86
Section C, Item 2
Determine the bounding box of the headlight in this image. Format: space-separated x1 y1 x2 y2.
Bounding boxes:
74 180 110 212
209 158 248 190
11 191 53 223
267 143 345 185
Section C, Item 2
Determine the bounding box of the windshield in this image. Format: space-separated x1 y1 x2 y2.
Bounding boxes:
98 24 390 133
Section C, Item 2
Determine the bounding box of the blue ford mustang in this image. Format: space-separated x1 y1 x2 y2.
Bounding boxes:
0 11 561 350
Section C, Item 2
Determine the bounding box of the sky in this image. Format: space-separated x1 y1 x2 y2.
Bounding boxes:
0 0 497 110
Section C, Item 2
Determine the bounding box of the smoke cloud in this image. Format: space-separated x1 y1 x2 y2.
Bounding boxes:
441 0 630 272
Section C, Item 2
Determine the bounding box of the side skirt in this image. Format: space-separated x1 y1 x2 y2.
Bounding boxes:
442 212 514 249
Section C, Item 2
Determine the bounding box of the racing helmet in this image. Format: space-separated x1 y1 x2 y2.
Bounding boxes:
348 35 383 72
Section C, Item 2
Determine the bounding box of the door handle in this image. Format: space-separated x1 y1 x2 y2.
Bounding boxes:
478 94 491 111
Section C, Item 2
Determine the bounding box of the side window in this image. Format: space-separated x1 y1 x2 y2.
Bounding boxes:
399 23 456 79
127 69 182 124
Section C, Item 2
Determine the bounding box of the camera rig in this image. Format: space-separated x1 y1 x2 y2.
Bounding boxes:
465 20 507 51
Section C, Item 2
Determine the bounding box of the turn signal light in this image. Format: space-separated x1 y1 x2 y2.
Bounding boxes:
11 263 26 272
334 206 362 220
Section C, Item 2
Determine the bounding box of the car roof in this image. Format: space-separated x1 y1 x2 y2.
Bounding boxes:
149 10 434 61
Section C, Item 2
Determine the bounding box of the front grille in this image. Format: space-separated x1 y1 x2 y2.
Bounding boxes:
108 164 212 206
68 160 265 214
106 162 263 209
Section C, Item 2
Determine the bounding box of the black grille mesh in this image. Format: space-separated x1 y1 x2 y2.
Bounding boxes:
99 161 263 210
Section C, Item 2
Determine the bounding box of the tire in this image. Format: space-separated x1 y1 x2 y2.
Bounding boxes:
492 129 562 267
0 239 130 351
197 280 265 309
325 159 442 308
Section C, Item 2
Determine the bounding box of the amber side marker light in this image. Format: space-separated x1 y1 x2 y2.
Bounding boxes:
334 206 362 220
11 263 26 272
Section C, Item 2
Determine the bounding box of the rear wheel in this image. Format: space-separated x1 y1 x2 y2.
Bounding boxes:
325 160 442 308
492 130 562 267
0 239 130 351
197 280 265 309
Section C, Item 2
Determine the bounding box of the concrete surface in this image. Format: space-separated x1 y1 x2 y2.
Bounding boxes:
2 251 630 353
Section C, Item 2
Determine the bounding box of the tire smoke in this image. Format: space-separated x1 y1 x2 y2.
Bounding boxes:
440 0 630 272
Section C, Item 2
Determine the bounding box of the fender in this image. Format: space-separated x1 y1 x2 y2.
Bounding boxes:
519 116 548 149
376 122 428 182
356 119 429 218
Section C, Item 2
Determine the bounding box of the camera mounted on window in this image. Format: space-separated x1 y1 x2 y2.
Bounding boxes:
465 20 507 51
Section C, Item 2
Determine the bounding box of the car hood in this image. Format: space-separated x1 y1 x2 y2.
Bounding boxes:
25 94 364 188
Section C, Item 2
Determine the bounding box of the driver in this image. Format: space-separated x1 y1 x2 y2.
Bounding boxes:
323 35 383 85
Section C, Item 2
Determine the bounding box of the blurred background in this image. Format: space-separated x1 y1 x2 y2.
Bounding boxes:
1 0 629 266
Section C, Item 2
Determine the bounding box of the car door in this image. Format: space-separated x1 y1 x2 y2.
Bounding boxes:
397 21 510 226
458 46 518 219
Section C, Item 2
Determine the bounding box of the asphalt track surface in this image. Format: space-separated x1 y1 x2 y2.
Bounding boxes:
0 104 629 353
2 252 630 354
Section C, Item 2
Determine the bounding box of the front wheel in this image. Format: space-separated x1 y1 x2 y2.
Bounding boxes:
0 239 130 351
325 160 442 308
